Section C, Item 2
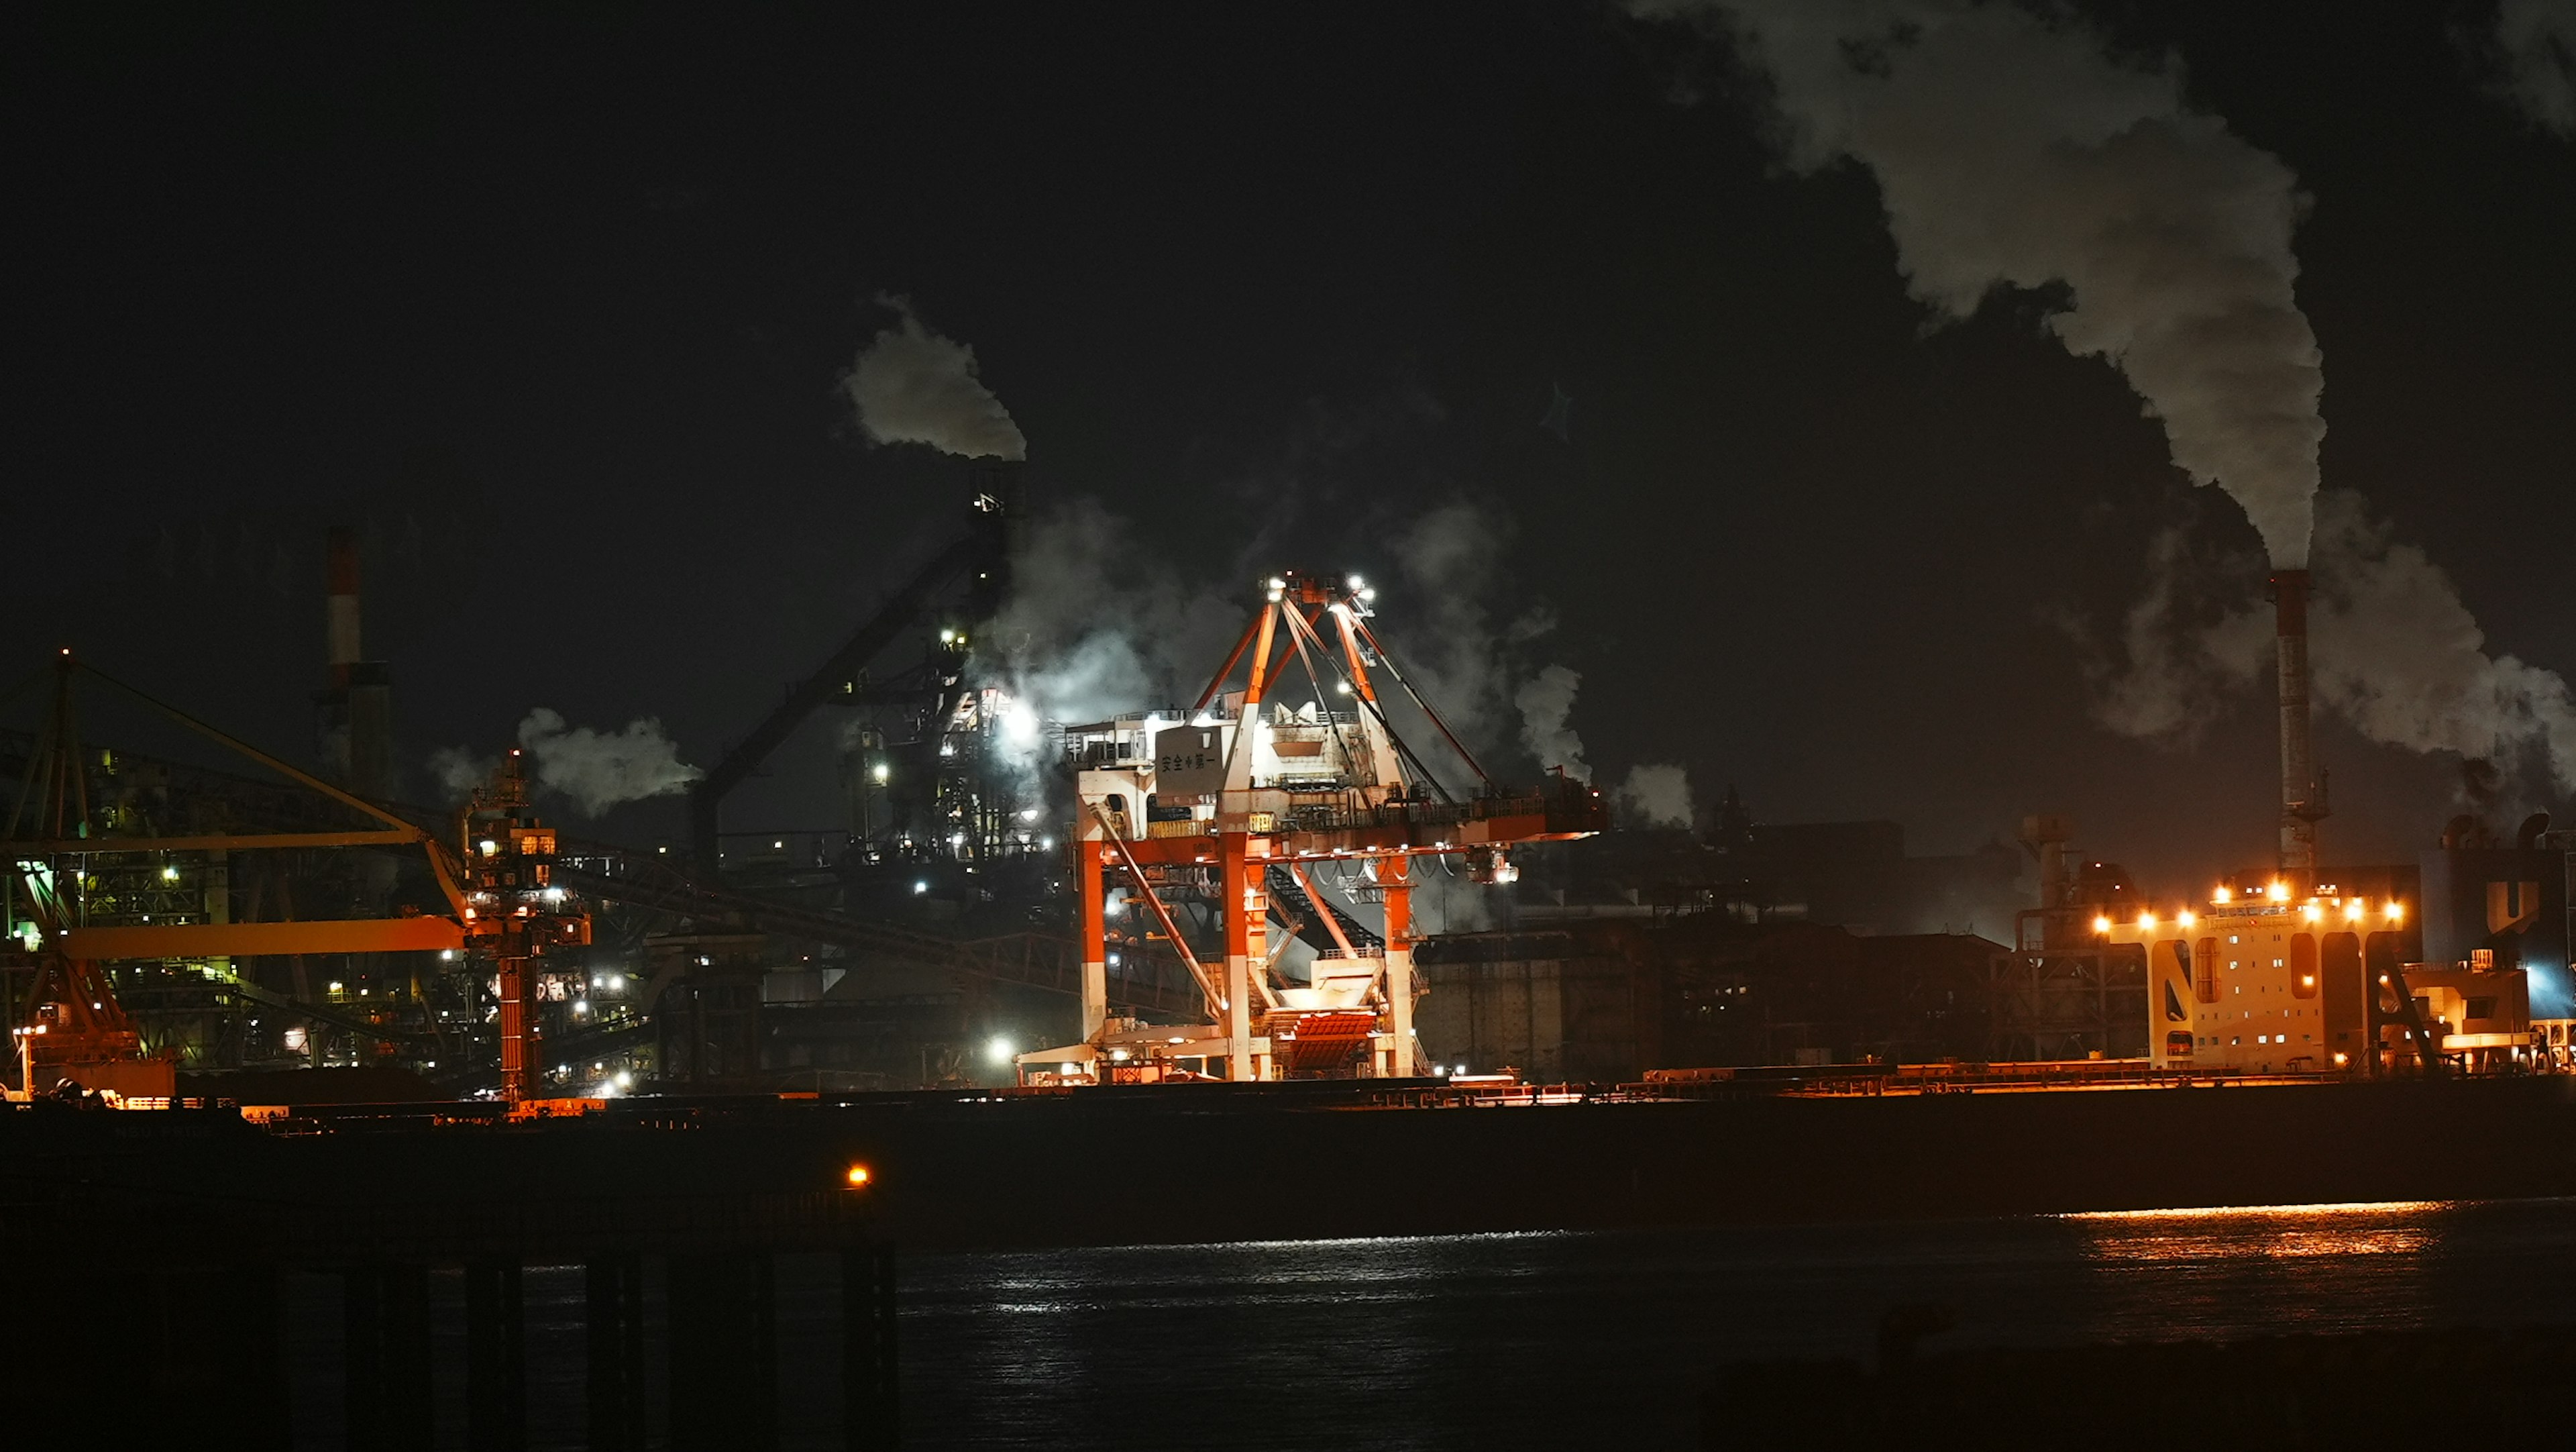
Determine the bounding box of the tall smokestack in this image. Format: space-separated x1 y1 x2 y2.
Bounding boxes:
326 527 363 681
2270 568 2324 878
315 526 396 813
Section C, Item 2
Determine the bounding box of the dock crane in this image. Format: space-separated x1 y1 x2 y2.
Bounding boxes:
1039 570 1610 1084
4 652 582 1103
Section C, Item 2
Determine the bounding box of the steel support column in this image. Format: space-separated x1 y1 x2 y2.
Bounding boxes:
1221 835 1257 1080
1383 851 1414 1078
1078 838 1108 1042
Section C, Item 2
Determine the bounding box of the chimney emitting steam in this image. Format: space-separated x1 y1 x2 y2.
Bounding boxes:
2269 568 2326 878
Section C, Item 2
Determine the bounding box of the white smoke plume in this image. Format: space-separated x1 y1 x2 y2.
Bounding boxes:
1633 0 2326 564
429 711 702 815
2487 0 2576 136
427 746 496 803
517 709 702 815
1514 664 1592 780
841 296 1027 460
2305 493 2576 794
2080 491 2576 795
1387 502 1519 752
981 495 1587 797
1615 762 1697 827
983 499 1243 731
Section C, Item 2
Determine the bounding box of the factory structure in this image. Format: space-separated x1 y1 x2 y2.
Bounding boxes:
6 477 2572 1107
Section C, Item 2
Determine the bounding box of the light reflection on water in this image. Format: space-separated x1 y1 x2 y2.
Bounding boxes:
282 1200 2576 1451
2065 1200 2445 1263
895 1199 2576 1452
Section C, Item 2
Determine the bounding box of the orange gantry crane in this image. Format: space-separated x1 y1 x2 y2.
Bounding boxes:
1037 570 1607 1083
3 652 580 1103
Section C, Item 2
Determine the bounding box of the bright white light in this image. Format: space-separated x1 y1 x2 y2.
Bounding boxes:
160 865 179 882
615 1070 633 1088
1000 701 1042 750
872 762 890 782
1061 1062 1081 1076
1336 680 1352 695
1020 807 1040 822
913 880 928 895
1347 574 1364 592
985 1036 1014 1064
1108 951 1122 966
2177 910 2196 929
1359 587 1376 602
610 974 625 990
1038 837 1054 850
439 949 458 962
574 1000 588 1015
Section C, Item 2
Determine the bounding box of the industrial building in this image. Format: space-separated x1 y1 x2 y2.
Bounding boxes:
8 482 2572 1106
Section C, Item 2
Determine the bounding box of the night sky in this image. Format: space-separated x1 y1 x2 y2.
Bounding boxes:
13 1 2573 895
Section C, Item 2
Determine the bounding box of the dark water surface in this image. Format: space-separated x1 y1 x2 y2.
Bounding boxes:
285 1197 2576 1450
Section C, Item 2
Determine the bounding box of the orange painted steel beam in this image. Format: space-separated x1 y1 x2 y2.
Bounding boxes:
5 829 424 855
1088 802 1224 1013
59 917 466 960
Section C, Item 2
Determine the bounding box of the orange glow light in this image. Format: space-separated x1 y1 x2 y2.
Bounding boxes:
2212 886 2233 904
2092 916 2112 935
2267 881 2289 902
2178 910 2197 929
2383 901 2404 922
845 1165 873 1188
2137 912 2157 931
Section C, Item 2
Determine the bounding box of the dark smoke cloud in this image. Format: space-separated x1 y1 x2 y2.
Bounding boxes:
841 296 1027 460
2485 0 2576 137
1633 0 2327 564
